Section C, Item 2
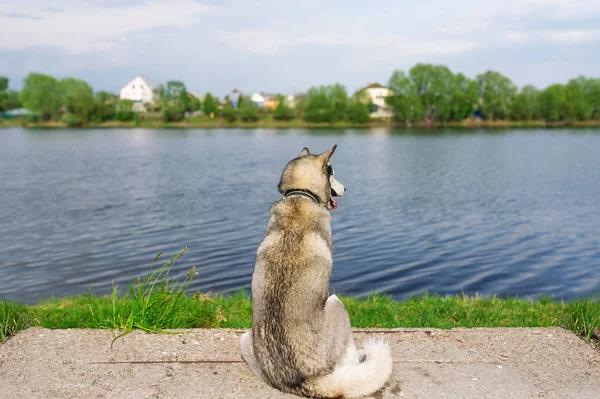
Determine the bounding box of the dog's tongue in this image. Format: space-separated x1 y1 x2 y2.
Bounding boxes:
330 194 338 210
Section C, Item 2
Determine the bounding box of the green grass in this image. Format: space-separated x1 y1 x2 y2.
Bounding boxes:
1 298 32 343
563 295 600 342
1 250 598 345
85 248 194 344
4 117 600 129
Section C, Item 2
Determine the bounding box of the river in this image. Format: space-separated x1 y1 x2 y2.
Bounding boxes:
1 127 599 303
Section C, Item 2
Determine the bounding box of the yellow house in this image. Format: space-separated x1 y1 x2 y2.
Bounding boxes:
262 93 279 110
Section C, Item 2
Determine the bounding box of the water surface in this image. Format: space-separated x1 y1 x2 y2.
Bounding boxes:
1 127 599 303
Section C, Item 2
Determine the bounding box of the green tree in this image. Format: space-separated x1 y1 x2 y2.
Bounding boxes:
449 73 479 121
202 93 218 116
273 95 296 121
346 100 370 123
293 95 306 119
0 77 8 111
162 105 185 122
20 73 61 120
155 81 189 122
511 85 540 121
222 102 238 122
329 84 349 122
538 84 566 122
303 84 349 123
58 78 95 123
61 113 82 127
5 90 22 110
187 94 202 112
386 70 422 123
91 91 118 123
304 86 333 122
586 78 600 120
116 99 135 122
240 96 260 122
476 71 517 120
565 76 594 121
409 63 455 122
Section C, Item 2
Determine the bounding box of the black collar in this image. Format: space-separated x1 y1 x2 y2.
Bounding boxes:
284 189 321 204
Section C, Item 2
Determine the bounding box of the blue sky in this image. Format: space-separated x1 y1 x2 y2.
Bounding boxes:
1 0 599 97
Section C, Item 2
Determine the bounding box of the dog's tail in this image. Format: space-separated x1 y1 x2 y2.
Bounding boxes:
303 337 393 398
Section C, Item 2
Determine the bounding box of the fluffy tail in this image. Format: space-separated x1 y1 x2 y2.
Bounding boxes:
306 338 393 398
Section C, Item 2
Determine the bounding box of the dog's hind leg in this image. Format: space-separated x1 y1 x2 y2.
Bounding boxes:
240 330 268 382
323 295 364 366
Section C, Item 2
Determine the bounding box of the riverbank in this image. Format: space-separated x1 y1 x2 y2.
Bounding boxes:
2 293 599 346
2 116 600 129
1 250 599 345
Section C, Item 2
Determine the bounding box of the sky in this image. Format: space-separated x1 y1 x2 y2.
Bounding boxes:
1 0 599 97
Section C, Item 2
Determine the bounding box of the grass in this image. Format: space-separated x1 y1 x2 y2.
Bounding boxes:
563 295 600 342
85 248 195 345
1 250 598 346
3 116 600 129
1 298 32 343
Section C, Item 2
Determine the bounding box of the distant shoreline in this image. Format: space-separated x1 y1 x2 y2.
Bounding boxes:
2 118 600 130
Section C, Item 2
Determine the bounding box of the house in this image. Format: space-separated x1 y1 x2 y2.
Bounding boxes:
262 93 279 110
288 93 305 109
230 89 241 109
188 92 204 102
251 93 265 108
362 83 394 118
286 95 297 108
119 76 156 107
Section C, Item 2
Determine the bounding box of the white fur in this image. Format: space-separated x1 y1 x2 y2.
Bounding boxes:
312 338 393 398
330 171 345 197
305 232 333 263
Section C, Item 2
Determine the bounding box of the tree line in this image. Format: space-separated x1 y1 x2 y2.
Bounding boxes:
0 74 220 125
1 66 599 126
0 73 370 125
386 64 600 123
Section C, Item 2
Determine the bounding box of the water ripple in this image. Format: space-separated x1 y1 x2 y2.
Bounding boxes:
0 128 599 303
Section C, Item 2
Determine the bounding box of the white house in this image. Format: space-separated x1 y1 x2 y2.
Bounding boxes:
119 76 156 105
363 83 394 118
286 95 296 108
251 93 265 108
230 89 242 109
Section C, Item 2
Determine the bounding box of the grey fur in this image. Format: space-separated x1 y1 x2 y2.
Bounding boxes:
241 146 373 398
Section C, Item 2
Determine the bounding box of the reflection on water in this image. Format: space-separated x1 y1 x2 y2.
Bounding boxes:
0 127 599 304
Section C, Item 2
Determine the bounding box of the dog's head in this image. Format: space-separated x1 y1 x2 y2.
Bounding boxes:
278 145 345 210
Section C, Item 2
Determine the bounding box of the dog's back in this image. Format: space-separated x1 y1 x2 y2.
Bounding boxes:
240 146 392 398
251 198 336 390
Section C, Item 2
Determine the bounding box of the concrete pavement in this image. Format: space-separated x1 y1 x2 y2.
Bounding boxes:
1 327 599 398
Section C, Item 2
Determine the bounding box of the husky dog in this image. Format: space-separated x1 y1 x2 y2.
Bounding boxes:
240 145 393 398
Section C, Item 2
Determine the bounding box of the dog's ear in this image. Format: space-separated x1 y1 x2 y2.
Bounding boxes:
318 144 337 161
298 147 310 157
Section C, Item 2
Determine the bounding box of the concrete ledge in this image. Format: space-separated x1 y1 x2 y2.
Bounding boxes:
1 327 599 398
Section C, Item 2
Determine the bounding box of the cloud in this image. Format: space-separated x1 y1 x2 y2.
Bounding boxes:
504 29 600 45
221 28 480 57
545 29 600 43
1 0 599 94
40 6 64 13
1 13 42 20
0 0 220 53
